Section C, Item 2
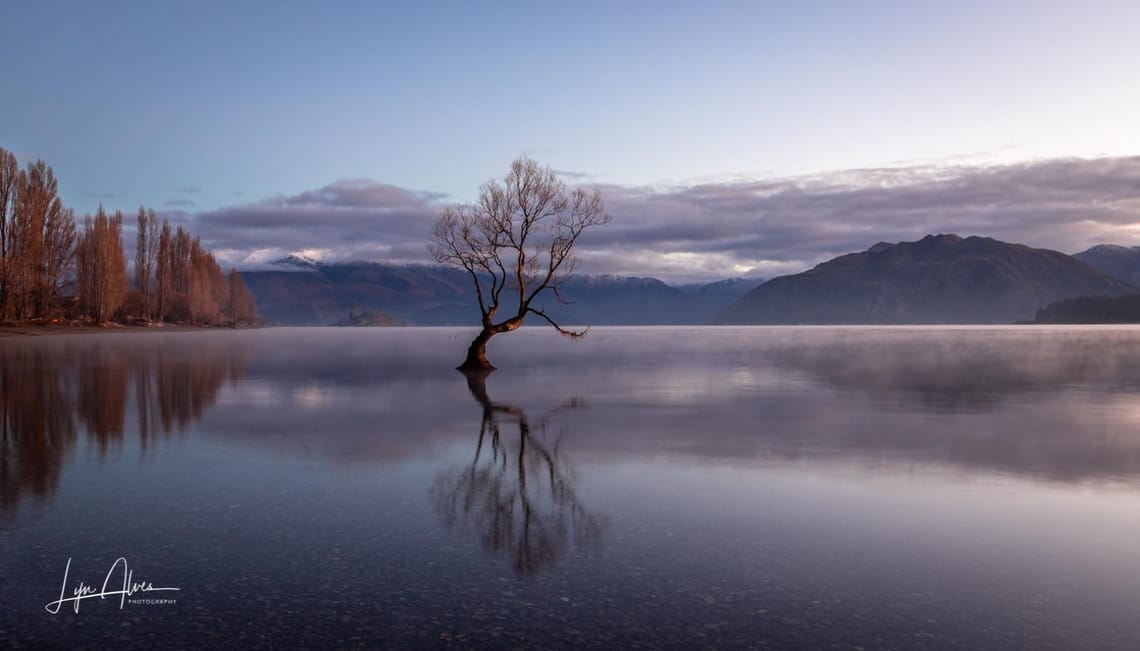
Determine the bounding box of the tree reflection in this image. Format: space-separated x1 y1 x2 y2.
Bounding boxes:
0 336 251 518
432 370 604 576
77 343 129 452
0 344 77 514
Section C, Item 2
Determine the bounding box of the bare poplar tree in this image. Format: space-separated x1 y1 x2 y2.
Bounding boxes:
42 205 76 316
0 148 18 320
0 151 74 321
76 207 126 323
75 213 96 320
10 163 47 319
226 268 257 325
104 209 127 322
429 156 611 370
7 160 74 319
169 226 192 321
135 207 151 316
155 219 172 321
134 207 161 320
188 237 224 323
145 209 158 316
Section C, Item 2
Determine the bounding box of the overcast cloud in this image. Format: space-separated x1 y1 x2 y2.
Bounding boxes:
181 156 1140 283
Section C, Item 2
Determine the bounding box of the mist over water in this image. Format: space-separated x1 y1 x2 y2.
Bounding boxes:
3 327 1140 648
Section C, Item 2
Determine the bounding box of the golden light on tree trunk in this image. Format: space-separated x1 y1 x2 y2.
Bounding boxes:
429 156 612 370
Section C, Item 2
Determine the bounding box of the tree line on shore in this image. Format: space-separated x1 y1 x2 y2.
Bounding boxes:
0 146 257 326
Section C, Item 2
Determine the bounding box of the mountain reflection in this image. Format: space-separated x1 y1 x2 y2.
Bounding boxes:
431 371 605 576
760 332 1140 412
0 335 251 517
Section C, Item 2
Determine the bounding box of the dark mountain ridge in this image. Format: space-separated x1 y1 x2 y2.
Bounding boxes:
715 234 1134 324
240 260 763 326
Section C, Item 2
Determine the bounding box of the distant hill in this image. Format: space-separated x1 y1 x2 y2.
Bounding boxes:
676 278 766 318
240 260 763 326
715 234 1135 324
240 262 474 326
546 275 760 325
330 310 400 327
1073 244 1140 285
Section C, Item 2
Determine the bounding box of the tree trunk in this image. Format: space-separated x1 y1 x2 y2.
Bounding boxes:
459 327 497 370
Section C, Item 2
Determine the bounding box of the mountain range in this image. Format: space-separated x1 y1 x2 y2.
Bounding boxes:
239 258 763 326
714 234 1134 324
240 235 1140 326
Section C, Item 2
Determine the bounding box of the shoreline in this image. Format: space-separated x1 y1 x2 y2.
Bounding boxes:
0 323 248 337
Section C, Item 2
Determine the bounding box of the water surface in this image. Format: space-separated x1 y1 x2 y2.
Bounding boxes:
3 326 1140 649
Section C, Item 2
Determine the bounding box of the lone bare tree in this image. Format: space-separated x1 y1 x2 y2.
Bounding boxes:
429 156 611 370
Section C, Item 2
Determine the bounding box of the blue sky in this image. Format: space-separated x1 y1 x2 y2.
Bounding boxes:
3 1 1140 280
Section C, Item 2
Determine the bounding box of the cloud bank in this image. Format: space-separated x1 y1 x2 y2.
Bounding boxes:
181 156 1140 283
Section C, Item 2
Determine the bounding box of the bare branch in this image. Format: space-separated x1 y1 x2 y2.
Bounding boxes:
527 306 588 339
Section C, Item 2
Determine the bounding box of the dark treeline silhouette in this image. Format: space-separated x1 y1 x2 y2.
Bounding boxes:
0 146 258 326
431 371 605 576
1035 293 1140 323
0 337 253 517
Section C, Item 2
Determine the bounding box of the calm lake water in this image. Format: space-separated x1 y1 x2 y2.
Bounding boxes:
3 326 1140 649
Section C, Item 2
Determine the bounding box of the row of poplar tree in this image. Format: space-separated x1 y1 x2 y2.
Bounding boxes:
0 146 258 325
